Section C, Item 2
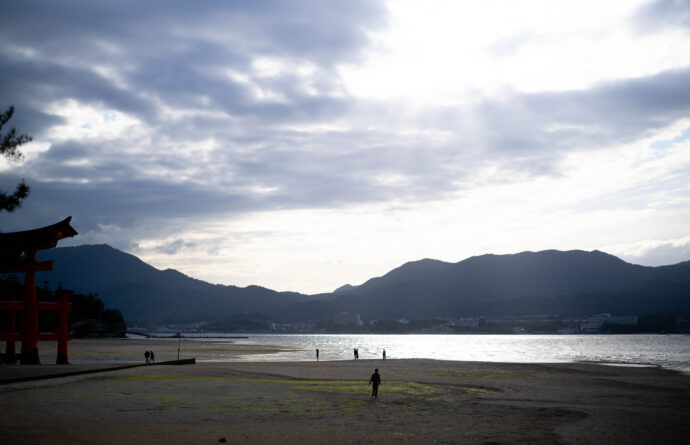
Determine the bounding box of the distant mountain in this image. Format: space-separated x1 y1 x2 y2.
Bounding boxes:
34 244 317 323
275 250 690 321
333 284 356 293
28 245 690 324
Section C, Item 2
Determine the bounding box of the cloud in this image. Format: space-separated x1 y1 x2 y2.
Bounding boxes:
2 1 690 290
1 1 388 221
485 68 690 156
148 238 196 256
607 236 690 266
4 68 690 236
634 0 690 32
1 1 386 133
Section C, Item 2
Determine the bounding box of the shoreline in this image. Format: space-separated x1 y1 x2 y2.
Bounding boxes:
0 356 683 386
3 336 689 376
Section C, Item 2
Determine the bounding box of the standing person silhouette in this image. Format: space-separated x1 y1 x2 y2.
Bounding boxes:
369 368 381 398
383 349 386 360
144 350 150 363
149 350 155 363
316 348 319 362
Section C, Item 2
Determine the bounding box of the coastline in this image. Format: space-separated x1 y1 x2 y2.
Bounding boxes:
1 341 689 444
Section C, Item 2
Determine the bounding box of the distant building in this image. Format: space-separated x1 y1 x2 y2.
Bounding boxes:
270 322 316 333
580 313 611 333
581 314 639 333
332 312 362 326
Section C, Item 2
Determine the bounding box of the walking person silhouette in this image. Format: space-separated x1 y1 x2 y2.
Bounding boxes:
369 368 381 398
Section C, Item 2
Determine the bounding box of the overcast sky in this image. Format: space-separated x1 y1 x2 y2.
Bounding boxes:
2 0 690 294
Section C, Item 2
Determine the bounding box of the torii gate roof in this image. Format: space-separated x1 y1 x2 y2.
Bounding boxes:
0 217 78 251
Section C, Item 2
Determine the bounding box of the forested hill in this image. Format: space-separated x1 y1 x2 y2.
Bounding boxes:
28 245 690 323
35 244 316 323
274 250 690 321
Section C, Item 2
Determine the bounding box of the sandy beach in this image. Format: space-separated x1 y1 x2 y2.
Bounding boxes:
1 339 689 444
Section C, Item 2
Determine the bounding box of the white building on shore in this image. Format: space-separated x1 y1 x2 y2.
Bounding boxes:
332 312 363 326
580 313 638 333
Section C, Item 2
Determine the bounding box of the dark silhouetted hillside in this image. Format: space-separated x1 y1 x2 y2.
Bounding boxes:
34 244 314 323
274 250 690 321
27 245 690 323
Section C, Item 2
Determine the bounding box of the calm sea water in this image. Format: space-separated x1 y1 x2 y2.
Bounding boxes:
191 334 690 374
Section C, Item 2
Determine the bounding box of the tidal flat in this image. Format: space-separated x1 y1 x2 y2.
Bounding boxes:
1 340 689 444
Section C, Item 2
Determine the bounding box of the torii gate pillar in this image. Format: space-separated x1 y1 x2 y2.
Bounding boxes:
20 249 40 364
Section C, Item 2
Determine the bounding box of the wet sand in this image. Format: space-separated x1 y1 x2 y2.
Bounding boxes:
1 340 689 444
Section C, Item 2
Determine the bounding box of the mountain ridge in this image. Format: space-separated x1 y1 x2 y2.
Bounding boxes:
34 244 318 322
26 244 690 323
276 249 689 321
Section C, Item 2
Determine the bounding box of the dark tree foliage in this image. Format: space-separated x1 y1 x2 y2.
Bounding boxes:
69 292 105 322
1 106 32 212
637 312 677 333
69 293 126 337
0 277 126 336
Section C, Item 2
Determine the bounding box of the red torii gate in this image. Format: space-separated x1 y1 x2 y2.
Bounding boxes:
0 217 78 364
